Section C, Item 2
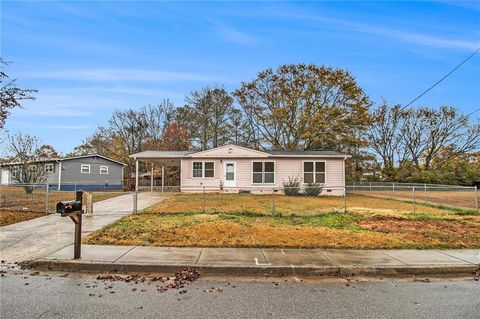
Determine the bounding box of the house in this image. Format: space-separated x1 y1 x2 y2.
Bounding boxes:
130 144 350 195
0 154 126 191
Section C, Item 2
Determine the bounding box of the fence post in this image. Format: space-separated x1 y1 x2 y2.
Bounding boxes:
272 189 276 215
344 186 347 213
369 182 372 193
45 184 50 214
202 186 206 213
413 187 416 214
392 182 395 199
133 191 138 213
88 193 94 215
424 183 427 203
475 186 478 212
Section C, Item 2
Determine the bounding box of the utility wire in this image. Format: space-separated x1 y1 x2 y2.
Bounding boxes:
465 107 480 118
404 47 480 109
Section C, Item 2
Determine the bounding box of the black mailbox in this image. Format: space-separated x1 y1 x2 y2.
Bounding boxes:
56 200 82 216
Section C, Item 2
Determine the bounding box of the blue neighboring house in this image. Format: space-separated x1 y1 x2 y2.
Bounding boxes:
1 154 126 191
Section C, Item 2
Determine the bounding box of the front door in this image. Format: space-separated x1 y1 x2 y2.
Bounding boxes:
224 161 236 188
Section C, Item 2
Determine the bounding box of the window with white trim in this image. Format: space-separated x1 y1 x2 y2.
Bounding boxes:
252 161 275 184
81 164 91 174
45 163 54 173
192 161 215 178
204 162 214 178
303 161 326 184
192 162 203 178
100 166 108 174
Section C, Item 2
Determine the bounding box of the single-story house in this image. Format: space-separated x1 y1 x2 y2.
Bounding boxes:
130 144 350 195
0 154 126 191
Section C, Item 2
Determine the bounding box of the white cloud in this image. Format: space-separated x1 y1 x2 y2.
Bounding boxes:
214 23 260 46
268 11 479 51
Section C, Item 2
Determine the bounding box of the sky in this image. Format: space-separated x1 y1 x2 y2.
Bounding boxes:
1 1 480 153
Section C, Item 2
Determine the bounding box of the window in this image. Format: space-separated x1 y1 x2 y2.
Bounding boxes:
192 161 215 178
192 162 203 178
225 163 234 180
100 166 108 175
204 162 214 178
252 161 275 184
45 164 54 173
303 161 326 184
81 164 90 174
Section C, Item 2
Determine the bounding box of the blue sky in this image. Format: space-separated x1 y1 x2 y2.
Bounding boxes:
2 1 480 153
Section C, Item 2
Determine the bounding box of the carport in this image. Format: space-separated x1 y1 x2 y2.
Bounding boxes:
129 151 192 192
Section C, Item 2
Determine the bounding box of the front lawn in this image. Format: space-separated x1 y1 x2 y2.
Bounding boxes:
84 193 480 249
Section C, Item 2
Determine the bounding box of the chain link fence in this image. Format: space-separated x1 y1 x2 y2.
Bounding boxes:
143 183 479 216
0 184 126 215
1 182 478 218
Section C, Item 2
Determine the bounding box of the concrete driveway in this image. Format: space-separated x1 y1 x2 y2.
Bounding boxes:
0 192 167 263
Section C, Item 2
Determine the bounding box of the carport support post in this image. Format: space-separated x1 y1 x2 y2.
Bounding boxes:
161 165 165 193
150 163 154 192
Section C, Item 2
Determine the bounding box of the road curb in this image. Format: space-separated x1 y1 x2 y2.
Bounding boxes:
30 259 478 277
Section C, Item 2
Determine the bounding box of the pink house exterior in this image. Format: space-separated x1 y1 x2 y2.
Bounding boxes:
131 145 350 196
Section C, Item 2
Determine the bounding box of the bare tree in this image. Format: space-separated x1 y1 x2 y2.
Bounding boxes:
404 106 480 170
185 86 234 149
0 59 37 129
141 100 175 149
368 103 408 179
369 103 480 180
8 133 47 193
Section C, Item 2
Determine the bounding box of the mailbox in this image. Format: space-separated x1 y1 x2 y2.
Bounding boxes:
56 200 82 216
56 191 84 259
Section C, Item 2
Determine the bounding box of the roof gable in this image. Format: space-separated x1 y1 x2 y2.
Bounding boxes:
188 145 270 158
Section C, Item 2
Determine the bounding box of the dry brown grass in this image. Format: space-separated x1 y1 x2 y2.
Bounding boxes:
0 209 46 226
84 193 480 249
351 189 479 210
84 211 480 249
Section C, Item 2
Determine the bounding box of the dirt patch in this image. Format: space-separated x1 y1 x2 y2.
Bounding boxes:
0 210 46 226
359 218 480 248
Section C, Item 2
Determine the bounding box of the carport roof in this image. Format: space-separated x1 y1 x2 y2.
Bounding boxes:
130 151 193 159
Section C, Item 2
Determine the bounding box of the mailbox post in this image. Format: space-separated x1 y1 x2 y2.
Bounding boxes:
56 191 84 259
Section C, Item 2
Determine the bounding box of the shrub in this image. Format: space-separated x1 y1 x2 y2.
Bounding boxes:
305 183 322 196
283 177 300 196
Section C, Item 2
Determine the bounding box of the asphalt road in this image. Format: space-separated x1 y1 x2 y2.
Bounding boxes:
0 269 478 319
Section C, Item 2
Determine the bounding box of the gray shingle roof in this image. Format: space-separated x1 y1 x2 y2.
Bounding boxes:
130 151 194 158
265 150 349 157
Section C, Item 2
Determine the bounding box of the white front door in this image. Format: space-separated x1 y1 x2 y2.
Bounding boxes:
224 161 236 188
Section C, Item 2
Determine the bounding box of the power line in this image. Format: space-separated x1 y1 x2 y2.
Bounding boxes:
465 107 480 118
404 48 480 109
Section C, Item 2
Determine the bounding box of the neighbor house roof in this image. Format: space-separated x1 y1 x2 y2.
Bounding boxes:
0 154 126 167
